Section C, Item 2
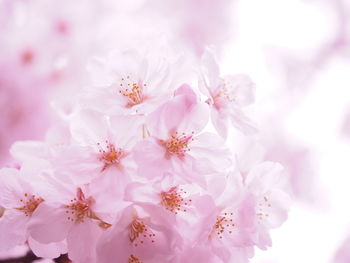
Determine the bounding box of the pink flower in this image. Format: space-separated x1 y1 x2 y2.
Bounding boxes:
243 162 291 249
134 85 231 184
124 177 197 214
124 176 219 243
28 183 115 263
82 49 177 115
200 49 257 138
196 192 256 262
122 176 258 263
52 109 143 195
0 167 66 259
185 162 290 262
96 203 182 263
0 2 294 262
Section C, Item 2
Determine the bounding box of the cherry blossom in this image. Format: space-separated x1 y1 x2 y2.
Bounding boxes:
82 49 178 116
28 183 116 263
193 179 256 263
50 109 144 196
0 167 66 259
125 176 220 243
134 85 231 185
200 49 257 138
96 203 182 263
0 19 291 261
243 162 291 249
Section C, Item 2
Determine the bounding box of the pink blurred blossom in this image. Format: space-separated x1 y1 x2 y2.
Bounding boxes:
334 234 350 263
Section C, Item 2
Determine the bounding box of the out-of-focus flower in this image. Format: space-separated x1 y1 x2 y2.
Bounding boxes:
333 233 350 263
0 58 50 166
145 0 234 56
262 131 318 204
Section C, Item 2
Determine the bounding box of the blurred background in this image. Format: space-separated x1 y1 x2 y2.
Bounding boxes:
1 0 350 262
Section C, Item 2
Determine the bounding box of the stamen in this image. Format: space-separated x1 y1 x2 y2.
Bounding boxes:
64 188 94 223
128 255 142 263
97 141 126 171
257 195 272 222
210 211 235 240
128 218 155 246
160 186 192 214
160 131 195 159
16 193 44 217
214 81 235 102
117 75 147 107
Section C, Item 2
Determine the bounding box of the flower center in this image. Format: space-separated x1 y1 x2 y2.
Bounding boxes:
160 186 191 214
17 193 44 217
214 88 234 102
21 49 35 65
128 255 142 263
160 131 194 159
210 212 235 240
128 218 155 247
118 75 147 107
65 188 94 223
212 81 235 109
97 141 125 171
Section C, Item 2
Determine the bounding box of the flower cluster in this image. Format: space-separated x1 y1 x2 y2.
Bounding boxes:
0 48 290 263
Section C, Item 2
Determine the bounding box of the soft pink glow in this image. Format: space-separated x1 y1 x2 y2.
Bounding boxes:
1 1 349 263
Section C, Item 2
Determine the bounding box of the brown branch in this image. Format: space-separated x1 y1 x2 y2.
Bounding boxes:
53 254 71 263
0 251 38 263
0 252 71 263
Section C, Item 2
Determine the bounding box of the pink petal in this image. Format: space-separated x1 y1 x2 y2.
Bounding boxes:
201 48 221 90
228 107 258 135
133 138 170 178
190 132 232 175
223 74 255 107
96 227 131 263
0 168 24 208
0 210 27 251
108 114 144 150
28 204 73 244
211 109 229 139
66 221 101 263
28 236 67 259
69 109 108 146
